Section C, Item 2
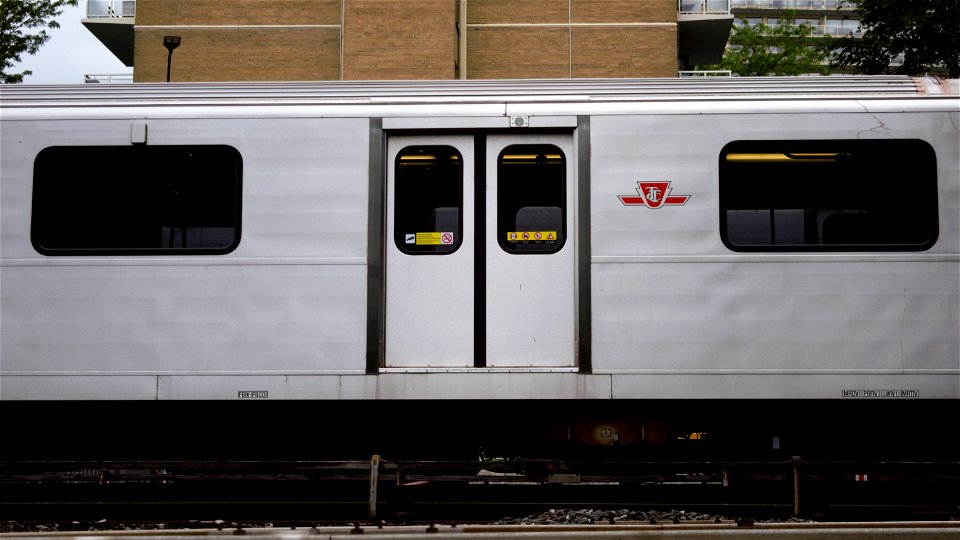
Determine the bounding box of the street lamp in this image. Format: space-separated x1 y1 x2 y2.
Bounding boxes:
163 36 181 82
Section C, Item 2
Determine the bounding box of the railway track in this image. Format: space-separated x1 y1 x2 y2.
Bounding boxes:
2 458 958 528
3 522 960 539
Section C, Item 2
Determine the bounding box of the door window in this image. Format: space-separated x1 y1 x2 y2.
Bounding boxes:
496 144 566 254
393 145 463 254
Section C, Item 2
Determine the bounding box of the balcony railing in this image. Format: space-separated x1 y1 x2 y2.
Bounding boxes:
679 70 733 76
738 19 862 37
731 0 856 9
813 24 862 37
679 0 731 14
86 0 135 18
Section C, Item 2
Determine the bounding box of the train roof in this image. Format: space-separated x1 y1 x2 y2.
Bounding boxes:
1 76 957 107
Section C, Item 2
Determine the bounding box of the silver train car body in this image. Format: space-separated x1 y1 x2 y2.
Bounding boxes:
2 77 958 405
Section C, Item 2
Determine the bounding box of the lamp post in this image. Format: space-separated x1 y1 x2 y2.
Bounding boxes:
163 36 181 82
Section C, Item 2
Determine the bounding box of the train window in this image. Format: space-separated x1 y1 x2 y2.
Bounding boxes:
720 140 938 251
32 145 242 255
497 144 566 254
394 145 463 254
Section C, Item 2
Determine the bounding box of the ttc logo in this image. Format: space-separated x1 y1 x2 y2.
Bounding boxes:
618 181 690 209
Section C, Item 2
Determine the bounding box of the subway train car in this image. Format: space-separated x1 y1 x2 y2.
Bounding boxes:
1 77 958 460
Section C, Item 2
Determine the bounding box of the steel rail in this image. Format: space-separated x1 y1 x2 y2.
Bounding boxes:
2 522 960 539
1 458 957 525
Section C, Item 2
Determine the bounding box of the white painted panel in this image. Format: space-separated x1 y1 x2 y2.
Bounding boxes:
375 372 608 399
382 116 577 130
7 370 954 401
485 135 575 367
611 373 960 399
159 374 378 400
1 264 367 374
1 376 160 400
592 261 959 373
385 136 475 367
590 114 719 258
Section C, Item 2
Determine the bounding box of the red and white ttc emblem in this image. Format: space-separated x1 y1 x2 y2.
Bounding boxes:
619 181 690 209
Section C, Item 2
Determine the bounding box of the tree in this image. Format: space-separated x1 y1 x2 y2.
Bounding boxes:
1 0 78 84
705 10 831 76
831 0 960 78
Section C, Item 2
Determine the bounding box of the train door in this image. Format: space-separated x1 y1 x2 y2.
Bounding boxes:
484 135 575 367
385 134 575 368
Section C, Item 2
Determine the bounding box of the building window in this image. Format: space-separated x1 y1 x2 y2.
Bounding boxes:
498 145 566 254
825 17 861 36
32 145 242 255
720 140 938 251
394 146 463 254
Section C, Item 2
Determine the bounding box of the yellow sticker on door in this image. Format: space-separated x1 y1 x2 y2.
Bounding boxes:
507 231 557 242
412 232 455 245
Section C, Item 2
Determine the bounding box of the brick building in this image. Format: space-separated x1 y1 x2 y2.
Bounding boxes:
83 0 732 82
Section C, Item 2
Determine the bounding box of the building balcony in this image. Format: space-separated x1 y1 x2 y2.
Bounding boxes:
730 0 857 17
810 23 861 37
678 0 735 69
680 0 731 14
82 0 135 67
678 69 733 76
731 0 856 9
737 19 862 37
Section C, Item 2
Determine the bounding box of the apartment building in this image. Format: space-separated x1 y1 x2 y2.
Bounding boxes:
82 0 733 82
728 0 880 74
730 0 861 39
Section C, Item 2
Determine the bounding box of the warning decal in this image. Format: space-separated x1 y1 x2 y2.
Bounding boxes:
507 231 557 243
413 232 454 245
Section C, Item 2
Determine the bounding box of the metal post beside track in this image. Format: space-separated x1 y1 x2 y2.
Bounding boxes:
369 454 381 520
793 456 802 518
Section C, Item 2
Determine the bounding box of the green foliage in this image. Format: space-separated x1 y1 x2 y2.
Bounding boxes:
1 0 79 84
831 0 960 78
704 10 831 76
